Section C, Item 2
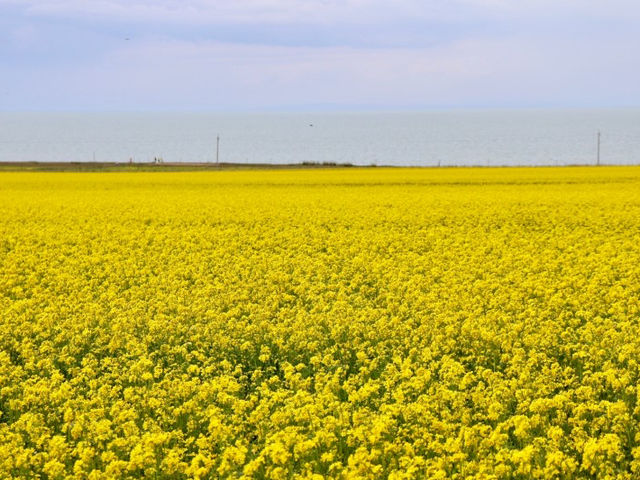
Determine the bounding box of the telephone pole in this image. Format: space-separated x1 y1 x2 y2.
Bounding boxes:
597 131 601 166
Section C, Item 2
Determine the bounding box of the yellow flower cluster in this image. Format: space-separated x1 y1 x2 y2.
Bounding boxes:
1 167 639 479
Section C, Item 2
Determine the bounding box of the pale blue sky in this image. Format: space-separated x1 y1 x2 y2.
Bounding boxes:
1 0 639 111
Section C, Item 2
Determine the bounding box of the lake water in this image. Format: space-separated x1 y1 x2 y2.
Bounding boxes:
1 110 639 166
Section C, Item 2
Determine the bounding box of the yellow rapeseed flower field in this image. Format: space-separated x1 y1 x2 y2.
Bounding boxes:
1 167 639 479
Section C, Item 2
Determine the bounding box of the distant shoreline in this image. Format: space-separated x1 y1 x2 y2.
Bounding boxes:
0 161 627 172
0 161 361 172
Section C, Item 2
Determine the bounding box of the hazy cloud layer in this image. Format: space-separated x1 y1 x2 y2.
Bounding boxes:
1 0 639 110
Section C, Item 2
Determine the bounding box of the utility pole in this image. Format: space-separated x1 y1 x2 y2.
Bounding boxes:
597 131 601 166
216 135 220 164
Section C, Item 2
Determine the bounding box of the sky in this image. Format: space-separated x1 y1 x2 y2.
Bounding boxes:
1 0 639 111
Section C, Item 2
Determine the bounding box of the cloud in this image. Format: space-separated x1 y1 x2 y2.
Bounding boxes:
1 0 639 109
2 0 445 25
4 28 638 110
4 0 639 25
